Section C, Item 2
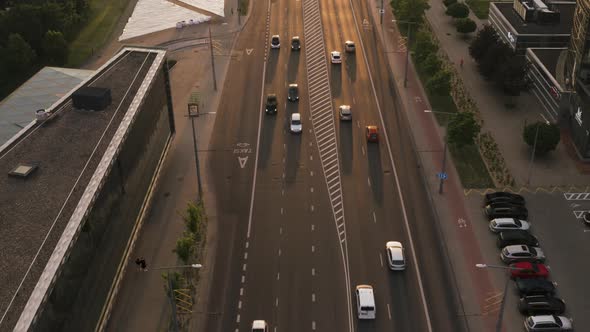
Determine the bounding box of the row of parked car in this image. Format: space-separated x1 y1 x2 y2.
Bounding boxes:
483 192 573 331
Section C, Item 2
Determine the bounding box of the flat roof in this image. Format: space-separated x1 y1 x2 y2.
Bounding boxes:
493 2 575 35
0 67 94 146
0 47 166 331
529 48 564 77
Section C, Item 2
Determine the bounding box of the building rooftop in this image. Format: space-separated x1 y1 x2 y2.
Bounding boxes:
0 67 95 147
529 47 565 77
0 47 166 331
493 2 575 35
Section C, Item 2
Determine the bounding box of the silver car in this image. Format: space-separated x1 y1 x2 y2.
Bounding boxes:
501 245 545 264
524 315 573 331
339 105 352 121
489 218 530 233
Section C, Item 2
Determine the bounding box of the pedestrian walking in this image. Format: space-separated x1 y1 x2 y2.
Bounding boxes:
135 257 148 271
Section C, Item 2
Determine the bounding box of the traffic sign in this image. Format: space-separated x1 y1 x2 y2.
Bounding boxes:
437 172 448 180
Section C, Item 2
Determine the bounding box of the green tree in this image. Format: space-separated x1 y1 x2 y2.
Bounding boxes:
478 41 511 79
3 33 36 73
426 70 452 95
445 3 469 18
469 24 499 62
448 112 481 147
174 233 195 264
443 0 457 6
456 17 477 34
42 30 68 65
413 29 438 64
523 122 560 155
421 53 442 75
394 0 430 24
494 54 529 95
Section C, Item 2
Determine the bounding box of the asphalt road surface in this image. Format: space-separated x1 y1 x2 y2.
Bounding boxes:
201 0 467 329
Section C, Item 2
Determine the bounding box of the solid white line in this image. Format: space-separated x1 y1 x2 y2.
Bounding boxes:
350 3 433 330
361 146 366 156
246 0 271 239
379 252 383 267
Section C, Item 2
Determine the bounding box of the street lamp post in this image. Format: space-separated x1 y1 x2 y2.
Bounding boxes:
424 110 457 194
476 263 526 332
526 119 550 185
153 264 203 332
392 20 419 88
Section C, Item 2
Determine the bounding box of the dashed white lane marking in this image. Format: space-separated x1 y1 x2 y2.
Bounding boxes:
311 187 314 192
312 321 316 330
280 227 283 235
242 264 247 272
356 120 360 128
311 205 315 212
311 224 315 231
244 252 248 260
379 253 383 267
387 303 392 320
281 207 284 215
236 314 240 323
361 146 365 156
282 172 285 179
282 189 285 196
245 241 249 249
276 297 279 307
309 142 313 147
240 288 243 296
282 157 285 163
312 245 315 252
373 211 377 223
241 275 245 283
238 300 242 309
283 143 286 150
277 272 280 280
312 293 316 302
278 248 282 256
367 177 371 187
312 268 316 276
310 170 314 176
310 155 313 160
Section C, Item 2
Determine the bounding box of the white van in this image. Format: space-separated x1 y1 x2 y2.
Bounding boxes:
355 285 376 319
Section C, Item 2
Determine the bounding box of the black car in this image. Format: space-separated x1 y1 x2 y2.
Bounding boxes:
484 203 528 220
583 211 590 226
484 191 526 206
288 84 299 101
515 279 556 296
497 230 539 248
291 36 301 50
265 94 277 114
518 295 566 315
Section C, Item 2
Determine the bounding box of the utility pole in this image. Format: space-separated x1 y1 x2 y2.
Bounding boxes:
188 104 203 199
208 24 217 91
380 0 384 25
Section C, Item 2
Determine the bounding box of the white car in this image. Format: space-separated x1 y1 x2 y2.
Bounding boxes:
339 105 352 120
331 51 342 64
355 285 376 319
252 320 269 332
290 113 302 134
271 35 280 49
524 315 573 331
385 241 406 270
345 40 355 53
501 245 545 264
489 218 530 233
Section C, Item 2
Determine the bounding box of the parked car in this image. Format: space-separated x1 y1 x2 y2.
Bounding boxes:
331 51 342 64
339 105 352 121
291 36 301 50
497 230 539 248
510 262 549 279
288 84 299 101
515 279 556 296
344 40 356 53
484 191 525 206
265 94 277 114
519 295 566 315
385 241 406 270
501 245 545 263
489 218 530 233
290 113 302 134
366 126 379 142
524 315 573 331
484 203 528 220
271 35 280 49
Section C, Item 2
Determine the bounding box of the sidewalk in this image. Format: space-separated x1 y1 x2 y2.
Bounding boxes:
425 2 590 188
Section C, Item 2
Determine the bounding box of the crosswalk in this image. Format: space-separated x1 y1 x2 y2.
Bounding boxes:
302 0 346 246
564 192 590 201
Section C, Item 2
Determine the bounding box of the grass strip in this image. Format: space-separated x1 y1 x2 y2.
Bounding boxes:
67 0 131 67
466 0 489 19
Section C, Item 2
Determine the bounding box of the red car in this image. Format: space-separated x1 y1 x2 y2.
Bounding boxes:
366 126 379 142
510 262 549 279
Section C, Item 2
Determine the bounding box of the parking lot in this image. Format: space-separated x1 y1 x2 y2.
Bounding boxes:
465 190 590 330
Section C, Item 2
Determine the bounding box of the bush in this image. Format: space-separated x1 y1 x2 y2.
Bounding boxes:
421 53 442 75
443 0 457 7
174 233 195 264
446 3 470 18
413 29 438 64
523 122 560 155
456 18 477 34
426 70 452 95
448 112 481 147
469 25 499 62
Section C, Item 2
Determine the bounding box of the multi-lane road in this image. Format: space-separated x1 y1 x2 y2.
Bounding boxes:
201 0 466 329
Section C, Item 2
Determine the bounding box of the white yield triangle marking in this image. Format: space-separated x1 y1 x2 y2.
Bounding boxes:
246 48 254 55
238 156 249 168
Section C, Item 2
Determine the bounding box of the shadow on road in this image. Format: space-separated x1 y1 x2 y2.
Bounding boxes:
284 129 302 187
345 56 357 82
339 120 353 174
330 64 342 97
367 142 383 205
265 49 279 82
288 51 300 82
257 112 277 169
